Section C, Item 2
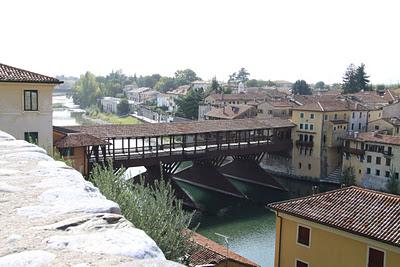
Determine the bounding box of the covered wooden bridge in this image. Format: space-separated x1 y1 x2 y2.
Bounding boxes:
55 118 295 171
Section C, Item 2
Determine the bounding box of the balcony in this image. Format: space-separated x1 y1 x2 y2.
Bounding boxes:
342 146 365 156
295 140 314 148
383 150 393 157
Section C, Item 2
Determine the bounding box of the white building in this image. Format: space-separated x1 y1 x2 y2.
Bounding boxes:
100 97 135 114
191 80 210 90
0 63 62 149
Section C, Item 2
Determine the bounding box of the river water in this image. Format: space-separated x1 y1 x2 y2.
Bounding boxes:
52 94 293 267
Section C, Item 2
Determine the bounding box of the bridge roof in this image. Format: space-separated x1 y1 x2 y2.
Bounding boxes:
59 118 294 139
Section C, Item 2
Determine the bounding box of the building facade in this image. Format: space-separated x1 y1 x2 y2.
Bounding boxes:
0 63 62 149
268 186 400 267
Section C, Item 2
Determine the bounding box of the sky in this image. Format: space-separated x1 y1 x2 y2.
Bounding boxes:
1 0 399 84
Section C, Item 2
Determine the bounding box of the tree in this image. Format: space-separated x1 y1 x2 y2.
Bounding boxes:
292 80 312 95
342 63 370 94
89 161 196 261
355 63 370 92
210 77 221 93
72 71 102 108
117 99 130 115
386 167 399 194
341 166 356 186
228 67 250 84
174 69 199 86
154 77 176 93
175 88 204 119
315 81 325 89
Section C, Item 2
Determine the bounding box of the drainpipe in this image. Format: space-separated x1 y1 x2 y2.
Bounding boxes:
276 211 283 267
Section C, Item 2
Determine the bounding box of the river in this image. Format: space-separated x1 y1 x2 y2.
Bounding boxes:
52 94 291 267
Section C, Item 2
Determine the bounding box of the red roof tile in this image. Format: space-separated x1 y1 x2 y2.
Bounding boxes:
268 186 400 247
344 132 400 146
0 63 62 84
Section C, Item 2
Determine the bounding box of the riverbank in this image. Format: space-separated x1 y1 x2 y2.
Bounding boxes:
86 112 142 125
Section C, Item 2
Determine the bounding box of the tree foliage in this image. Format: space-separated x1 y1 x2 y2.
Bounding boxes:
89 161 196 261
386 167 399 195
154 77 177 93
117 99 130 115
246 79 275 87
341 166 356 186
174 69 199 87
72 71 102 108
175 88 204 119
229 67 250 84
315 81 325 89
342 63 370 94
292 80 312 95
210 77 222 93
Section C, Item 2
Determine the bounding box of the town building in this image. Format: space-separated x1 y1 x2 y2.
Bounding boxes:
291 99 370 180
342 132 400 191
188 231 259 267
368 102 400 136
100 97 135 114
205 104 257 120
126 87 158 104
204 93 267 107
156 85 190 113
268 186 400 267
0 63 62 149
256 99 296 119
191 80 210 90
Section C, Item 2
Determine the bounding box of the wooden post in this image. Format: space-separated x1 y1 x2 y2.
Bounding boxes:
238 131 241 148
216 132 220 149
112 138 115 160
101 145 107 162
135 137 138 152
122 137 124 153
94 145 99 162
170 135 172 156
127 137 131 159
182 135 185 154
205 133 208 151
227 131 230 149
142 137 145 158
194 133 197 154
156 136 159 157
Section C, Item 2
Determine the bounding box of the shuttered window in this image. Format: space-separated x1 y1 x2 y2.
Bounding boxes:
297 225 310 246
368 247 384 267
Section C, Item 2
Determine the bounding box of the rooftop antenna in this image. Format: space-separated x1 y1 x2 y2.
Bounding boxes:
215 232 230 266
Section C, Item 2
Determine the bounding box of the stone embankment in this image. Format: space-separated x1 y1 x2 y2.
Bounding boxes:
0 131 182 267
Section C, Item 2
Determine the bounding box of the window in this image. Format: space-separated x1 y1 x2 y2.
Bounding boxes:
376 157 381 165
367 247 385 267
375 125 379 130
375 169 380 176
359 169 362 174
24 90 38 111
300 124 304 130
24 132 38 145
385 171 390 178
324 114 328 120
359 112 362 118
352 112 355 118
367 155 372 163
299 134 304 141
367 168 371 174
310 124 314 131
305 124 309 130
297 225 310 247
334 113 338 119
309 135 314 142
351 123 354 130
395 173 399 179
60 148 74 157
358 123 361 130
296 260 308 267
300 112 304 118
388 146 392 155
298 162 302 169
308 164 311 170
310 113 315 119
386 158 391 166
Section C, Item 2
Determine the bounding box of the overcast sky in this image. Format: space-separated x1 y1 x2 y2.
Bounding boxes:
1 0 399 84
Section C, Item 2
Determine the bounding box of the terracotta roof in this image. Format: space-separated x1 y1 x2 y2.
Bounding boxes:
206 104 256 119
382 117 400 126
59 118 295 139
208 93 267 102
293 99 368 112
54 133 109 148
343 132 400 145
0 63 62 84
268 186 400 247
189 232 259 267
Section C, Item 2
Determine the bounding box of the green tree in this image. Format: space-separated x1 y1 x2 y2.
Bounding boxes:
386 167 399 194
228 67 250 84
154 77 176 93
72 71 102 108
355 63 370 92
117 99 130 115
210 77 221 93
246 79 258 87
89 161 196 261
174 69 199 86
175 88 204 119
341 166 356 186
292 80 312 95
137 74 161 88
315 81 325 89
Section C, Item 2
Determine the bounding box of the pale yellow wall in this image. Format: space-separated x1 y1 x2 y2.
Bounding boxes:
275 213 400 267
0 82 55 149
368 119 399 136
368 109 383 123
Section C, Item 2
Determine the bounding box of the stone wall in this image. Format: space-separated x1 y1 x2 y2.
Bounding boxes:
0 130 182 267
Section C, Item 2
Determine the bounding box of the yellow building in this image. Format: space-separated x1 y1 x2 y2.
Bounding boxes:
368 117 400 136
268 186 400 267
0 63 62 148
342 132 400 190
291 99 369 179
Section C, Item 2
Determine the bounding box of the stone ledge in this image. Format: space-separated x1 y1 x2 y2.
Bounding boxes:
0 131 182 267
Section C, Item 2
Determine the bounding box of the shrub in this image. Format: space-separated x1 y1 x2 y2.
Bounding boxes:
341 166 356 186
387 167 399 195
89 161 196 261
